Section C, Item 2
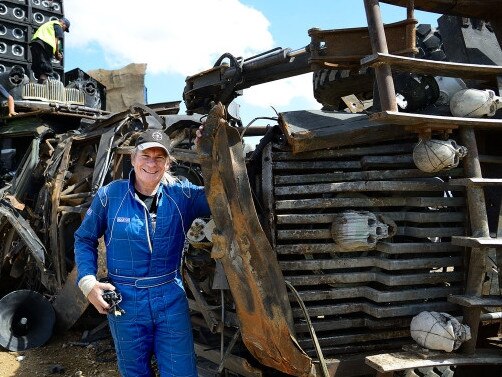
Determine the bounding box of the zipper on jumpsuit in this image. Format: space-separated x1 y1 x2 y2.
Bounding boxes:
134 194 153 253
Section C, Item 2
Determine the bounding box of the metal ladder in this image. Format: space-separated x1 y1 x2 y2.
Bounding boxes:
361 0 502 375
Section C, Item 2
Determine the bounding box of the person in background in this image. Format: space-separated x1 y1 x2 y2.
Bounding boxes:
30 17 70 84
0 84 17 117
74 128 210 376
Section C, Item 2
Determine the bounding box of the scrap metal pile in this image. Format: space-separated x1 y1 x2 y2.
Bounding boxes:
1 1 502 376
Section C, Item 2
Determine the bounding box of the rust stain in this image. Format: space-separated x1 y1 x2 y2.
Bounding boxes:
197 103 312 376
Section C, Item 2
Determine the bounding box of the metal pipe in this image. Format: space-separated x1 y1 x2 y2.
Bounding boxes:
364 0 398 112
459 128 490 354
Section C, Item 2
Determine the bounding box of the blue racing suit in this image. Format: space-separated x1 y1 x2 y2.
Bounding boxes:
74 172 210 377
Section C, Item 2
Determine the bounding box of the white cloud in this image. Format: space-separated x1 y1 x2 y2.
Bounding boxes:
242 73 319 110
64 0 274 75
63 0 320 114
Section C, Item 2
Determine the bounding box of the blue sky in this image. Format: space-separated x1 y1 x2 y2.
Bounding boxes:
63 0 441 123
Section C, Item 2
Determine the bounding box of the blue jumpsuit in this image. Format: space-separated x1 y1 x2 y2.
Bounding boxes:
75 173 210 376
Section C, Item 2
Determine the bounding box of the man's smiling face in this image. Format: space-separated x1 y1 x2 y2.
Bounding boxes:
131 147 169 190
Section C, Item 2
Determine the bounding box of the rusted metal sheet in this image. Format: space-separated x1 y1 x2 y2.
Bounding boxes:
52 267 89 331
0 201 46 267
278 111 409 154
308 19 417 70
50 138 73 286
197 103 313 377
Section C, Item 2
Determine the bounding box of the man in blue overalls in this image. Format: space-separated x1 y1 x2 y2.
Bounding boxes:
75 128 210 376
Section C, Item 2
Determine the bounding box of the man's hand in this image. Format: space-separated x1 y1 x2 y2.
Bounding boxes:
195 124 204 145
87 281 116 315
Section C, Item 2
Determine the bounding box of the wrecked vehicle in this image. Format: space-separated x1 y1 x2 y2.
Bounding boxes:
2 0 502 376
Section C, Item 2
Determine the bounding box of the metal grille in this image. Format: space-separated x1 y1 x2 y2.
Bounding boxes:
22 80 84 105
46 79 65 102
22 82 46 101
267 138 467 357
65 87 85 105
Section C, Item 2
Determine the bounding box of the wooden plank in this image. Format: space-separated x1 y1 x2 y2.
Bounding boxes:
279 256 463 271
275 168 463 185
273 160 361 170
275 196 466 210
294 286 462 303
277 243 347 254
194 342 263 377
376 242 463 254
297 329 411 347
277 228 331 240
365 349 502 373
448 178 502 187
277 211 465 224
291 301 456 319
284 271 464 286
274 180 453 196
276 242 464 255
277 226 464 240
361 52 502 80
294 316 412 333
360 155 414 169
272 143 415 160
395 226 465 238
479 154 502 164
370 110 502 129
451 236 502 248
448 295 502 307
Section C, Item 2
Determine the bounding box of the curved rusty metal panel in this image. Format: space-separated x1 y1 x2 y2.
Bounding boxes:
381 0 502 20
197 103 313 377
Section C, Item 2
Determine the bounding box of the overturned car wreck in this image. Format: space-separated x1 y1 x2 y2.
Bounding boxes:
2 0 502 376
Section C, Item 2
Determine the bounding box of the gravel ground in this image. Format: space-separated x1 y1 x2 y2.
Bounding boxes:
0 324 220 377
0 328 120 377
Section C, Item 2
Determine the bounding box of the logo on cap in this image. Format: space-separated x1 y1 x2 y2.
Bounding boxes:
151 131 163 141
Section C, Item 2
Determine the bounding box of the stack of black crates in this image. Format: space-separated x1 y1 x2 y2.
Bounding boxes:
0 0 64 81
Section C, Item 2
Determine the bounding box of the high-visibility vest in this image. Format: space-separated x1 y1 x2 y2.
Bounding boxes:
32 20 59 54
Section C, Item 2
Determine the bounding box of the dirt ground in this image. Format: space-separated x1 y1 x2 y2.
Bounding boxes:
0 328 120 377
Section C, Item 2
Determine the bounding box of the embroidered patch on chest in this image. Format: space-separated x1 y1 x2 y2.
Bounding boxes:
86 208 93 216
116 217 131 223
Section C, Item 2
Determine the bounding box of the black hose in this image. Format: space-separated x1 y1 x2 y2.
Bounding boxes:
284 280 330 377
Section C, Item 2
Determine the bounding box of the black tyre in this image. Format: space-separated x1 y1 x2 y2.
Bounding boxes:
312 23 444 109
312 67 373 110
